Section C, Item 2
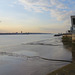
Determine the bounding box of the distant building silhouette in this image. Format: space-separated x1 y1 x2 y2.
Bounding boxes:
21 31 22 33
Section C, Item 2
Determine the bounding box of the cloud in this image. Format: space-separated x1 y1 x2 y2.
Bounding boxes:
18 0 75 24
18 0 51 12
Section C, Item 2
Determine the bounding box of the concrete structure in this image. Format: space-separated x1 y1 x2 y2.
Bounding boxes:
71 16 75 42
62 16 75 43
71 16 75 33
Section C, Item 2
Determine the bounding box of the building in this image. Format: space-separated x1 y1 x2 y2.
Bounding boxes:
71 16 75 33
71 16 75 41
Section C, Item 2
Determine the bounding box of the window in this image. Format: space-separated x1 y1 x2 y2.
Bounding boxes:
73 18 75 25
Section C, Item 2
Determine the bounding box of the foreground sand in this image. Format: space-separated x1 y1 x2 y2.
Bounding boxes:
47 62 75 75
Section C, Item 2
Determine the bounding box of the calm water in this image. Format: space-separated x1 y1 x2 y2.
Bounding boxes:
0 34 72 75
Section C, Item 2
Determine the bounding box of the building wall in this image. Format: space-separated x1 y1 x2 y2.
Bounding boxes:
71 16 75 33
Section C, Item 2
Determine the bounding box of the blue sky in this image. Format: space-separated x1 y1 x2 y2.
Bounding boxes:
0 0 75 33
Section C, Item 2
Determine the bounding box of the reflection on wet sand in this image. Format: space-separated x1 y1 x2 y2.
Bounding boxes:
62 41 75 61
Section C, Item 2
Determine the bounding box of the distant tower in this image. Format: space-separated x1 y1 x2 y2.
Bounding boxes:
71 16 75 33
21 31 22 33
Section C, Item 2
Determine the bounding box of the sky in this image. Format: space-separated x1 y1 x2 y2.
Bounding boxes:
0 0 75 33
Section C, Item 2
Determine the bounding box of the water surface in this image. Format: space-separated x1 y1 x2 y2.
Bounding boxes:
0 34 72 75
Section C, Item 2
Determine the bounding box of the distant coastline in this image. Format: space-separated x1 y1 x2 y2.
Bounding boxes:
0 33 51 35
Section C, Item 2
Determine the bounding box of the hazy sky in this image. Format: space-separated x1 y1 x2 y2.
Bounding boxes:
0 0 75 33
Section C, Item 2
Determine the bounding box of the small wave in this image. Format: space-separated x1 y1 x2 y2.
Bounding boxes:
24 42 60 46
21 38 62 46
0 52 72 63
0 52 27 58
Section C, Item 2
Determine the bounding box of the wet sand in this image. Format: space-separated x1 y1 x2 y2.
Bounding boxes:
0 55 69 75
47 62 75 75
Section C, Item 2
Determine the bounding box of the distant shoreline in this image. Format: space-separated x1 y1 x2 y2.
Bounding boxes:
0 33 51 35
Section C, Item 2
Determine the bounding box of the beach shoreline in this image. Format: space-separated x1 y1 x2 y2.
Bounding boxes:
47 62 75 75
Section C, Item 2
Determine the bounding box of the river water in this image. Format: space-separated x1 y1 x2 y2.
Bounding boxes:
0 34 72 75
